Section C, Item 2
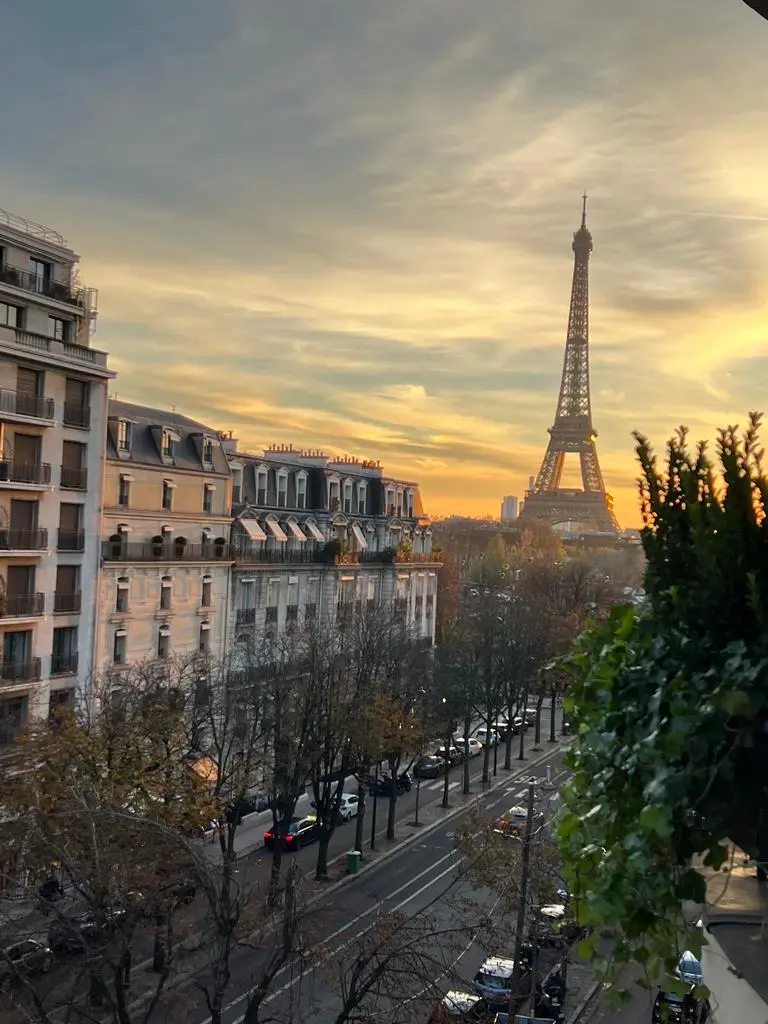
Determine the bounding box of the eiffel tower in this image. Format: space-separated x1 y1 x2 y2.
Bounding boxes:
520 196 620 533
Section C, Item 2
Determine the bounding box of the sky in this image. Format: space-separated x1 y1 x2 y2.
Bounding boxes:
2 1 768 526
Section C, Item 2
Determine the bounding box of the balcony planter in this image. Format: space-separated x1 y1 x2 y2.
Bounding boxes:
214 537 226 559
380 546 396 564
109 534 123 558
322 538 341 563
174 537 187 558
151 536 164 558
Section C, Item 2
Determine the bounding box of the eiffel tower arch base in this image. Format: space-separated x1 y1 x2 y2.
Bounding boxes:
520 489 619 534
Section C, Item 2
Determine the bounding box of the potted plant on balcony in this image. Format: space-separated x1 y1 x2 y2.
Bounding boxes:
322 538 341 564
395 540 413 563
557 414 768 990
379 546 397 564
151 535 164 558
214 536 226 559
109 533 124 559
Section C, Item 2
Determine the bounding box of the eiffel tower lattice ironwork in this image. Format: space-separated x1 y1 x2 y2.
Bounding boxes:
520 196 620 533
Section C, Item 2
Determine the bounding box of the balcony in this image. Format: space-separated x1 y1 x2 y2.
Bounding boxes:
54 591 81 614
0 593 44 618
236 608 256 627
2 328 110 369
60 465 88 490
0 658 42 683
0 389 54 422
0 528 48 551
0 460 51 487
50 652 79 676
233 546 324 565
0 262 82 306
63 403 91 429
57 529 85 552
102 540 232 563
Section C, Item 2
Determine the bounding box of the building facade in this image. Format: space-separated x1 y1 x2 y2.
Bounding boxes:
96 402 233 672
225 441 439 649
500 495 519 523
0 206 113 744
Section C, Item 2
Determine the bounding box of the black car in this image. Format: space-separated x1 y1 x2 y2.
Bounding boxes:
263 814 319 850
434 745 464 766
48 906 127 952
413 756 446 779
0 939 53 988
652 989 709 1023
369 772 412 797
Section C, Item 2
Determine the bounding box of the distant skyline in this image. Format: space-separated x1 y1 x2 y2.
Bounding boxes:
3 1 768 527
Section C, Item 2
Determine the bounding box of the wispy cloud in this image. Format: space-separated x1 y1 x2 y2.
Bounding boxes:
1 0 767 522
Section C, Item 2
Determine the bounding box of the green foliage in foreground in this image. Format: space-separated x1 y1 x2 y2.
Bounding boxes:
556 414 768 988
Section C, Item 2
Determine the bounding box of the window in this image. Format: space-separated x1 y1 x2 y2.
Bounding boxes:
202 439 214 464
328 479 340 510
118 475 130 507
162 480 173 511
276 470 288 508
256 469 268 505
203 484 214 514
160 576 172 610
367 577 377 602
199 624 210 653
48 316 70 342
51 626 78 675
0 698 26 746
64 378 90 427
117 420 132 452
386 488 395 515
286 604 298 631
0 302 21 328
157 630 170 659
113 632 127 665
357 483 367 515
343 480 353 514
161 430 174 458
61 440 87 490
296 473 307 510
305 602 316 624
54 565 80 614
201 577 212 607
396 489 404 516
265 606 278 632
116 577 129 613
29 258 50 291
17 367 42 400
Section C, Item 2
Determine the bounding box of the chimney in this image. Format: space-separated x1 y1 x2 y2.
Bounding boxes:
218 431 239 454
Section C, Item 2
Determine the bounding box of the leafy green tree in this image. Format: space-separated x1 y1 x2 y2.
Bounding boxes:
557 414 768 990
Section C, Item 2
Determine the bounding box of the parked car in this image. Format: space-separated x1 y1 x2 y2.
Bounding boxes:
472 955 526 1007
369 772 412 797
492 804 537 837
454 735 483 757
652 952 708 1024
48 906 127 953
523 708 538 728
434 744 464 766
413 756 446 779
263 814 319 850
337 793 360 821
0 939 53 988
473 727 498 747
427 989 489 1022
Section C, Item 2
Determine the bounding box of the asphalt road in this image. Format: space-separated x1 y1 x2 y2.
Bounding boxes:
586 968 654 1024
163 750 567 1024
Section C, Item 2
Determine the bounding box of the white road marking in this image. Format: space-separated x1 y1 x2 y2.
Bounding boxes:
198 848 462 1024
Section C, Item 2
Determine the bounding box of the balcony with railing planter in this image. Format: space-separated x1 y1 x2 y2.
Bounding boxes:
0 592 44 618
232 545 324 565
57 529 85 552
1 327 110 369
51 652 79 676
54 591 82 614
0 658 42 683
0 528 48 551
236 608 257 627
0 262 83 306
0 460 52 486
63 402 91 428
102 539 233 562
60 465 88 490
0 388 54 421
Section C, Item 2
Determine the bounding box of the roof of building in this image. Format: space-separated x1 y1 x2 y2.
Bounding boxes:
106 399 230 476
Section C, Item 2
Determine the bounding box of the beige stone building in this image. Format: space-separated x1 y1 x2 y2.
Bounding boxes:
95 402 233 671
0 206 113 744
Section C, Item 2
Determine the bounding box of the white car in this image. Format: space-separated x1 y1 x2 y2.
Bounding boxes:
474 727 498 747
337 793 360 821
454 735 483 757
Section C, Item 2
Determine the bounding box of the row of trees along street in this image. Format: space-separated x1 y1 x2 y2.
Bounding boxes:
0 527 638 1024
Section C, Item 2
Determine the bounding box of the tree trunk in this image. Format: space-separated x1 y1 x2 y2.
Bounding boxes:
534 693 544 747
549 687 557 743
518 689 528 760
509 783 537 1015
442 759 451 808
370 787 378 850
354 782 366 855
315 826 331 880
414 776 422 824
462 713 472 794
386 790 397 840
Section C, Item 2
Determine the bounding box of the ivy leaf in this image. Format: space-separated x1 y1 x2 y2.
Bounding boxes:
639 805 674 838
675 868 706 903
720 690 752 717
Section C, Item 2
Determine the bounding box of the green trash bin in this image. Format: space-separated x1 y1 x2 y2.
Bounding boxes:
346 850 361 875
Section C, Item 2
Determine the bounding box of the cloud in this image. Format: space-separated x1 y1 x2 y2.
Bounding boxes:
2 0 768 523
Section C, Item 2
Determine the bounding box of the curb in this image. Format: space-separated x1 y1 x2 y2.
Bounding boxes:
121 740 565 1012
566 979 603 1024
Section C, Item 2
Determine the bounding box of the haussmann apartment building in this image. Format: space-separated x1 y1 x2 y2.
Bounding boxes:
0 205 113 746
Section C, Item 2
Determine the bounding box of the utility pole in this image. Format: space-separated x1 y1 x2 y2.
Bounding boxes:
509 781 537 1015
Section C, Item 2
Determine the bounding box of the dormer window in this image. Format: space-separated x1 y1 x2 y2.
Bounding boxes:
276 469 288 508
161 430 175 459
343 479 353 514
202 438 214 465
117 420 132 452
256 467 268 505
296 471 307 510
357 482 367 515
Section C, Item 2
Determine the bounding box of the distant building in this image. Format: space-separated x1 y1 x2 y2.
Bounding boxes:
500 496 519 523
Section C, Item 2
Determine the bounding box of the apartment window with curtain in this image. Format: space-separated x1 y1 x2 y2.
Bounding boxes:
160 576 172 611
157 629 170 659
276 471 288 508
343 480 353 514
116 577 129 613
162 480 174 511
203 484 214 514
256 470 268 505
201 576 212 607
296 473 307 510
357 483 367 515
118 475 130 507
